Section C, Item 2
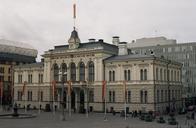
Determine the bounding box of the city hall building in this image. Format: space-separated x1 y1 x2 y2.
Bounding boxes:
13 29 183 113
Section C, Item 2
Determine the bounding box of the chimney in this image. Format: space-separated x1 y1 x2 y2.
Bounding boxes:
118 42 128 55
88 38 96 42
98 39 104 42
112 36 120 46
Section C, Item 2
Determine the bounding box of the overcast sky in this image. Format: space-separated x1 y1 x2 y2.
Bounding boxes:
0 0 196 60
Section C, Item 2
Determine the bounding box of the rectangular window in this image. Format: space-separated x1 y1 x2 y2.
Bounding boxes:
39 74 43 83
112 91 115 102
27 91 32 101
17 91 22 101
128 70 131 81
157 90 160 102
38 91 43 101
109 91 112 102
124 70 127 81
28 74 33 83
127 91 131 103
89 90 94 102
18 74 22 83
0 67 4 73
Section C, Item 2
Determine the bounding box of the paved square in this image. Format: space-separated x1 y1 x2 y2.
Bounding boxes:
0 110 195 128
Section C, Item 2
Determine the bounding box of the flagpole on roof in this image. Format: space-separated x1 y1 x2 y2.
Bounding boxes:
73 0 77 29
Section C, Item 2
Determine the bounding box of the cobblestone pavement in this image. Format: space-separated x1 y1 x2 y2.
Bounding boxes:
0 110 195 128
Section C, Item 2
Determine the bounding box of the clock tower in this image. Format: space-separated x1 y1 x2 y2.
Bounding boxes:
68 27 80 49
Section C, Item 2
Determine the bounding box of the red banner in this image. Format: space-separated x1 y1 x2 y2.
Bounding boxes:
52 80 57 96
67 80 72 96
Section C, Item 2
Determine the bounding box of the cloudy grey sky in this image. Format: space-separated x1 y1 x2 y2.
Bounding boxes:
0 0 196 60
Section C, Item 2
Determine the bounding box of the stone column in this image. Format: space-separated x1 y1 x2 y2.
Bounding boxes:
85 66 88 81
67 67 70 81
76 67 79 81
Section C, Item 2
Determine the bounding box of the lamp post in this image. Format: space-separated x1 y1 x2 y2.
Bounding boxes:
59 71 66 121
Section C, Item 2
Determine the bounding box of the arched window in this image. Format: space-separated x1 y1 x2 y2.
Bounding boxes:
70 63 76 81
53 63 59 81
140 69 143 80
88 61 94 82
144 69 147 80
61 63 67 82
79 62 85 81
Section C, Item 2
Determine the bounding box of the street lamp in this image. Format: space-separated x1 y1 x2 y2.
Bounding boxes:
59 71 66 121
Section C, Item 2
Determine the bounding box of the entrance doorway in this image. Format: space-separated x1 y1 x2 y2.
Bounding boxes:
63 91 67 108
71 91 75 109
79 90 85 113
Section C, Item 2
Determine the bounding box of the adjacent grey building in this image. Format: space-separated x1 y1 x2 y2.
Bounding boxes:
126 37 196 106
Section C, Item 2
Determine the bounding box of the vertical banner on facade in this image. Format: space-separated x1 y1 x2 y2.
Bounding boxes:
102 80 106 101
52 80 57 97
67 80 72 96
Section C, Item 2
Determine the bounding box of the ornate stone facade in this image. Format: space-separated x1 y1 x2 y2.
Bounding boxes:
13 30 183 113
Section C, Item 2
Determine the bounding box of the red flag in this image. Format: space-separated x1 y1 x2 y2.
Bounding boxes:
0 81 3 97
102 80 106 101
52 80 57 96
73 4 76 19
22 81 27 96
